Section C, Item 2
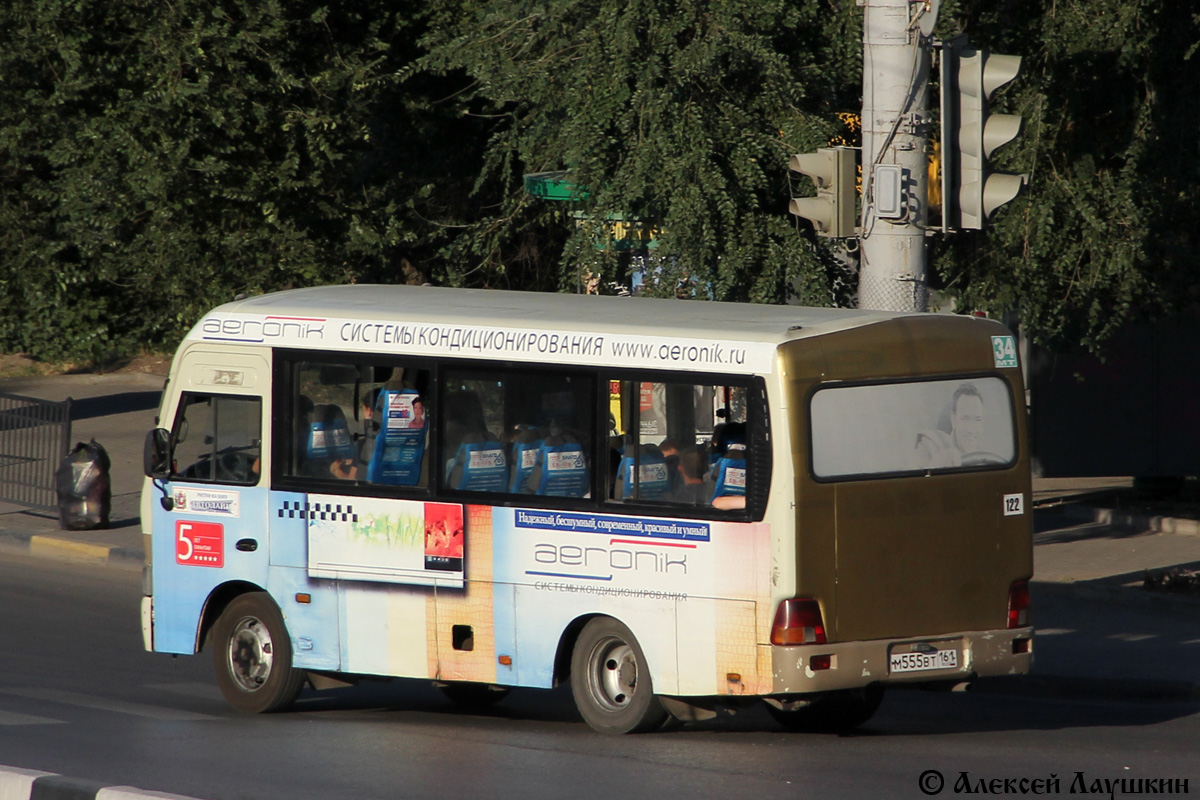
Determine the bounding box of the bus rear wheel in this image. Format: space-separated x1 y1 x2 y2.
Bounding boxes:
766 685 884 733
571 617 667 734
211 592 305 714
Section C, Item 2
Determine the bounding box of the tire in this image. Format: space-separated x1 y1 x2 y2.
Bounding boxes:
439 682 511 707
766 685 885 733
211 592 305 713
570 617 668 734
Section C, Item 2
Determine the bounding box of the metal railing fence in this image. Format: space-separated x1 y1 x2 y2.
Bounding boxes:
0 391 72 512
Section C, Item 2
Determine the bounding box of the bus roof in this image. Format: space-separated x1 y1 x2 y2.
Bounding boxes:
201 284 916 339
187 285 968 375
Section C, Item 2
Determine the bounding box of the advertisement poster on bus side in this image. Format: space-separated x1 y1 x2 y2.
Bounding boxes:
489 507 772 695
306 494 465 587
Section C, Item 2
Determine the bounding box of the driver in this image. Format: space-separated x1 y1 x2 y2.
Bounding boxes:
914 383 986 468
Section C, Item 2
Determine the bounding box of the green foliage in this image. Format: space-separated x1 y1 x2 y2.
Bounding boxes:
935 0 1200 353
0 0 475 362
418 0 860 305
3 0 1197 361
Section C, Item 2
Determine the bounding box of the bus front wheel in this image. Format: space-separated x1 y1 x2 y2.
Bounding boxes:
570 617 668 734
211 592 305 714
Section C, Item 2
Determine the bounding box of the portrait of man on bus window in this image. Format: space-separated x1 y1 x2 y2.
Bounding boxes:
810 377 1016 480
914 382 1007 469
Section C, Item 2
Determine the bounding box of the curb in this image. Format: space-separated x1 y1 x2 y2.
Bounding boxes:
1035 501 1200 537
0 765 203 800
0 530 143 572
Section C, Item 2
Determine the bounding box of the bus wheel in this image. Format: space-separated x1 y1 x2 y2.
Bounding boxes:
439 682 511 707
211 592 305 714
571 618 668 734
766 686 884 733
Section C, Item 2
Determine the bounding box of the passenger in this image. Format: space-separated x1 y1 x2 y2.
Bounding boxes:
665 446 711 505
331 388 382 480
658 438 682 490
712 494 747 511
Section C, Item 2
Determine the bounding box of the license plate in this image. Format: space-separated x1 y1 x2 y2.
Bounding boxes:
889 647 958 674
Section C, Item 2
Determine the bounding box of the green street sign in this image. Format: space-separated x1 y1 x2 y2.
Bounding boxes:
523 171 585 201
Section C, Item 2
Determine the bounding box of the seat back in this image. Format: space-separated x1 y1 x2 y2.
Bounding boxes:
617 444 670 501
532 436 589 497
711 442 748 502
451 432 508 492
307 404 355 462
365 389 427 485
508 426 544 494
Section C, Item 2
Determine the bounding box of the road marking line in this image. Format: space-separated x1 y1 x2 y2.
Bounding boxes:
0 709 65 725
0 688 219 721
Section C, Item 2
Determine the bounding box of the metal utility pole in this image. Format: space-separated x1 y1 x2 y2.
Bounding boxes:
857 0 936 312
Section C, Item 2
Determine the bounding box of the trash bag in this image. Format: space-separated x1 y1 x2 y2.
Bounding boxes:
56 439 112 530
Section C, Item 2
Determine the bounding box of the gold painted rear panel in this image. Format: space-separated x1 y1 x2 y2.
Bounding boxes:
781 314 1033 642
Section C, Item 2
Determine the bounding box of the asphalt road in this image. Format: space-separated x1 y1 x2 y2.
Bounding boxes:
2 554 1198 800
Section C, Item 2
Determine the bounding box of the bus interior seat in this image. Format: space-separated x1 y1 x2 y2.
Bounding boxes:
711 440 748 503
365 388 426 486
528 434 589 497
448 431 508 492
509 426 544 494
616 443 670 501
307 403 355 466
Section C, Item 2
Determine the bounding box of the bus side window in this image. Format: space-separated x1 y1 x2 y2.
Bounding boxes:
171 393 262 485
440 367 594 499
606 378 749 510
282 360 431 486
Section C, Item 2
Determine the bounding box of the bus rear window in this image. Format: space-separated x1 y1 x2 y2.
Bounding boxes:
810 377 1016 480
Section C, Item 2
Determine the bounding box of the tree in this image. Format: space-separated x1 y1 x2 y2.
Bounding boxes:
0 0 478 362
418 0 862 305
4 0 1197 363
934 0 1200 353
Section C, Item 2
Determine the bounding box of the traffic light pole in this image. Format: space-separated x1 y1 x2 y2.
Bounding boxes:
857 0 933 312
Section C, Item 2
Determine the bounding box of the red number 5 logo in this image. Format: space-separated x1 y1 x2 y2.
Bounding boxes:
176 520 225 567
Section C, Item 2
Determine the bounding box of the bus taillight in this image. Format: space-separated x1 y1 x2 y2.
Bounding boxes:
770 598 827 645
1007 579 1031 629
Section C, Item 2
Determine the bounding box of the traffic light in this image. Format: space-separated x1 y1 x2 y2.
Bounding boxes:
789 146 856 238
941 44 1027 230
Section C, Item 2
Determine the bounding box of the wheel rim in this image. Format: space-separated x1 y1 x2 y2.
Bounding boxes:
226 615 274 692
586 635 639 712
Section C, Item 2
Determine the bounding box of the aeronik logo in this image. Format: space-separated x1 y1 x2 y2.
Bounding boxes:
527 539 693 582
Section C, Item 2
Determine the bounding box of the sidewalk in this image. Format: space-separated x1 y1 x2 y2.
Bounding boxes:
3 372 1200 703
0 371 161 570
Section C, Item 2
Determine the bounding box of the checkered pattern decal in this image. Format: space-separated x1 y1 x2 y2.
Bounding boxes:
278 499 358 522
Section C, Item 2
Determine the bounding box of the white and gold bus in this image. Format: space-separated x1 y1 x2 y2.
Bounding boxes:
142 284 1032 733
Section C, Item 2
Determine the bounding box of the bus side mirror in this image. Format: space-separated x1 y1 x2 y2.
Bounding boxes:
144 428 172 479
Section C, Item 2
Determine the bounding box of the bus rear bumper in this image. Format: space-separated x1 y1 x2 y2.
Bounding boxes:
769 627 1033 695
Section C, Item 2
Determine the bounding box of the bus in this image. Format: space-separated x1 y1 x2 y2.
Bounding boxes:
141 284 1033 734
